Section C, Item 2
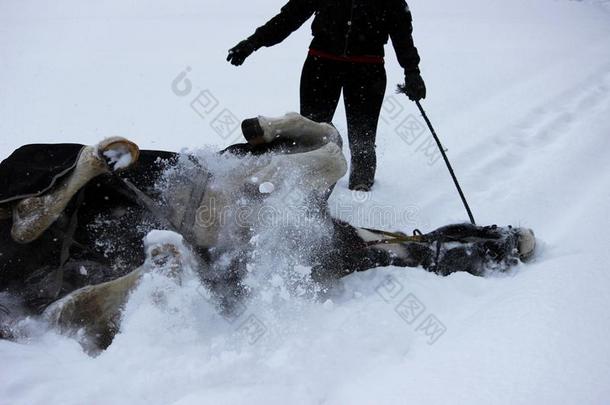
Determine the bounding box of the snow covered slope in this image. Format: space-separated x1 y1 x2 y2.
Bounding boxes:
1 0 610 404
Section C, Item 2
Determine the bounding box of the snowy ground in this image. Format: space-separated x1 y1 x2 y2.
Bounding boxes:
1 0 610 404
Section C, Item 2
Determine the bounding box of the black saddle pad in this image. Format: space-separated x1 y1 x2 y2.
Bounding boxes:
0 144 85 204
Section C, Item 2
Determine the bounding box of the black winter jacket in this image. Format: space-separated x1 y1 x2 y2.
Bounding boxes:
248 0 421 73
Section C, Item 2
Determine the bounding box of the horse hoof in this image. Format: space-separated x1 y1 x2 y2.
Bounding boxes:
97 137 140 171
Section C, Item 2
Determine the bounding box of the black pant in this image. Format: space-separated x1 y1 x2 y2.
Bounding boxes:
300 55 387 188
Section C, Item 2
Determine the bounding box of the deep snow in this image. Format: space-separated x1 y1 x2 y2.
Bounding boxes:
1 0 610 404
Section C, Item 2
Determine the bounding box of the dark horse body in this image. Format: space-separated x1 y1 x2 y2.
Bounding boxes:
0 146 178 311
0 114 535 348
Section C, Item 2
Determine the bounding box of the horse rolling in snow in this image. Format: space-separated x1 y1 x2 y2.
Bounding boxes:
0 113 535 351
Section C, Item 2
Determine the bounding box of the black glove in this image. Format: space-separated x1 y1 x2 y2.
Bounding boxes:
227 39 257 66
400 71 427 101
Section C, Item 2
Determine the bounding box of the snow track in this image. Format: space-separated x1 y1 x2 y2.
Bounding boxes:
465 62 610 211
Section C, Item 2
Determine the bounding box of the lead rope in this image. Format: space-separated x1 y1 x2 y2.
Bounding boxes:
46 188 87 302
414 100 476 225
396 84 477 225
114 175 205 251
363 228 429 248
117 177 181 234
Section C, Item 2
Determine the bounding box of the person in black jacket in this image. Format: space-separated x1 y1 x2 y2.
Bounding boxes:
227 0 426 191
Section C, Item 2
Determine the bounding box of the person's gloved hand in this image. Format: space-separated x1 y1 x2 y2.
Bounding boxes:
400 71 427 101
227 39 257 66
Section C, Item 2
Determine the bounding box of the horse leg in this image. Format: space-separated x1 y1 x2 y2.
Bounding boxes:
43 231 189 353
11 138 139 244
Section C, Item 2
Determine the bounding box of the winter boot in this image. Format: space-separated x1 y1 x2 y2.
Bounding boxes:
348 163 375 191
348 147 376 191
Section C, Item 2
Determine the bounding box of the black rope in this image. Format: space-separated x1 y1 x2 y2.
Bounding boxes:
414 100 476 225
59 189 85 268
113 174 202 250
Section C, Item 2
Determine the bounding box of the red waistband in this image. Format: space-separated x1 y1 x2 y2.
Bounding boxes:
308 48 385 64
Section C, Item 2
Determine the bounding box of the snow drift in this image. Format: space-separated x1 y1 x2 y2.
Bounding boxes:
1 0 610 404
